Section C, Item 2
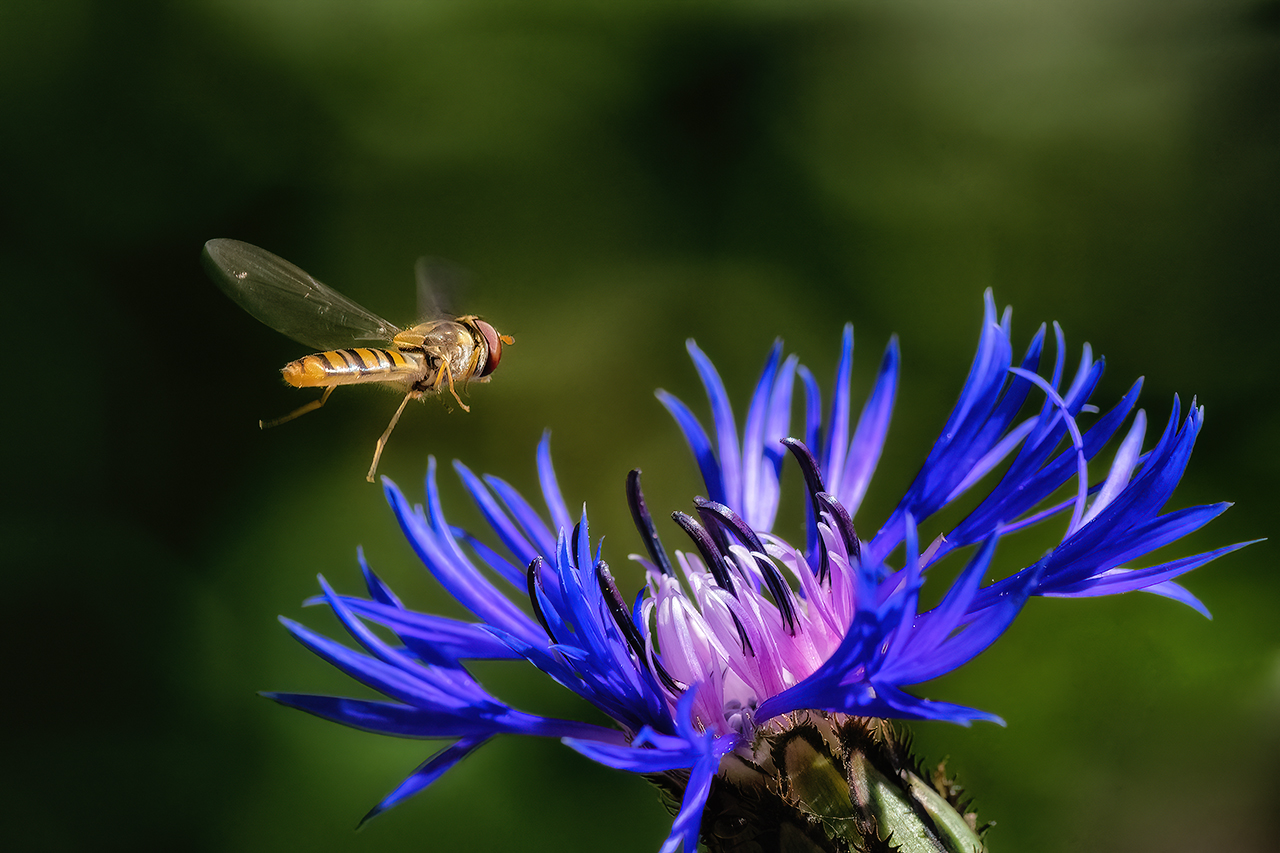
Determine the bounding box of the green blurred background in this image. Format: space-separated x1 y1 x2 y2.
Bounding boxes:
5 0 1277 850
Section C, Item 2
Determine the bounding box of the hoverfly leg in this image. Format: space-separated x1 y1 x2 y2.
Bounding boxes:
260 385 337 430
366 390 420 483
434 359 470 413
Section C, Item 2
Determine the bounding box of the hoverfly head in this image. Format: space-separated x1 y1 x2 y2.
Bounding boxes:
474 319 513 377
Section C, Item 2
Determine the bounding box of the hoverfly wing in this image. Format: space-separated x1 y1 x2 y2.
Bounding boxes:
203 239 401 351
413 254 471 321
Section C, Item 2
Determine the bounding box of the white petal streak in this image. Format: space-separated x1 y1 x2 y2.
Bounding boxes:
1080 409 1147 528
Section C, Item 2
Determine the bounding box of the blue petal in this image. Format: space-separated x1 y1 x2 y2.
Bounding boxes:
264 690 623 743
892 558 1039 685
835 335 899 518
867 292 1014 561
314 595 522 662
761 354 799 503
385 470 543 646
360 736 490 825
263 693 495 738
947 378 1143 551
1046 539 1257 600
687 339 743 511
450 528 525 592
1138 580 1211 618
357 548 403 608
880 535 1003 684
490 543 673 735
564 690 733 853
799 364 823 469
871 684 1005 727
279 616 498 715
660 741 721 853
740 340 785 529
657 389 725 506
537 431 574 539
484 473 559 560
822 323 855 494
453 461 543 582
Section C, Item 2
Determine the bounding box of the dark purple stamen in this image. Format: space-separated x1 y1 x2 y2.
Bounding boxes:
694 497 735 558
526 557 557 642
596 560 683 693
595 560 645 652
781 437 829 495
729 611 755 657
693 498 798 635
671 511 737 594
626 469 675 576
781 438 832 581
669 512 758 653
693 498 768 554
570 521 583 566
815 491 861 564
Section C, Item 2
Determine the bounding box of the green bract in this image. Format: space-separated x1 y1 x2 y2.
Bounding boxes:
702 714 984 853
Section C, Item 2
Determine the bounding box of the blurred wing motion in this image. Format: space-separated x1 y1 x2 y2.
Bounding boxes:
202 238 401 351
414 254 472 321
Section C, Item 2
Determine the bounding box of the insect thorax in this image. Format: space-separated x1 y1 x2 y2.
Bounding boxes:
395 319 487 389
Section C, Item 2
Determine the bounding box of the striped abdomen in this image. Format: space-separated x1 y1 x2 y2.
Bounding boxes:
281 347 425 388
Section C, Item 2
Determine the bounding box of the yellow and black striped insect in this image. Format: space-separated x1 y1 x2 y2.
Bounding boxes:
203 238 513 482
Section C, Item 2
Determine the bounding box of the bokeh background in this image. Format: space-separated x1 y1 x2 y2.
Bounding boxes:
5 1 1277 850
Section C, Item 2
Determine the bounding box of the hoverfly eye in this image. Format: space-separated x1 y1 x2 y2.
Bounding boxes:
476 320 503 377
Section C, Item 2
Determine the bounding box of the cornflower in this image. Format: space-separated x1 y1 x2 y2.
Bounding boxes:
266 291 1248 852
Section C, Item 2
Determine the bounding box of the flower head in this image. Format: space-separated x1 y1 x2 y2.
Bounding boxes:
266 291 1249 852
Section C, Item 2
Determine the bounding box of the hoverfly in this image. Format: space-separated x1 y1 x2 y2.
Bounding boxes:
202 238 513 482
